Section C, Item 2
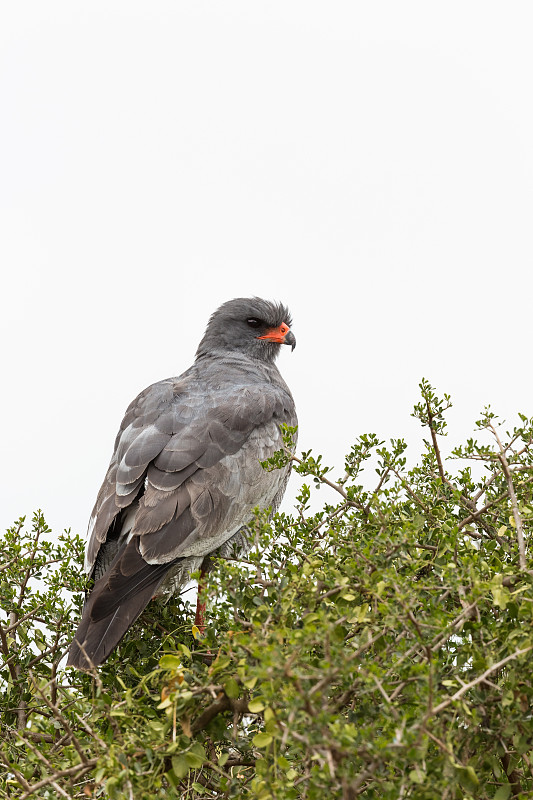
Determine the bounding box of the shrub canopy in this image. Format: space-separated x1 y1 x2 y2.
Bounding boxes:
1 381 533 799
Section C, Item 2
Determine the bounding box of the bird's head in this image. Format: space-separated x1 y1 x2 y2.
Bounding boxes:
195 297 296 362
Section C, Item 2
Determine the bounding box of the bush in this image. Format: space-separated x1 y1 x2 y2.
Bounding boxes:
2 381 533 799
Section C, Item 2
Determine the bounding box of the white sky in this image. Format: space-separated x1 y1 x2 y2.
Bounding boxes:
2 2 533 539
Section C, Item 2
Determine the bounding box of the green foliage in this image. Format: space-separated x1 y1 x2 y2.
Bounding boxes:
2 382 533 798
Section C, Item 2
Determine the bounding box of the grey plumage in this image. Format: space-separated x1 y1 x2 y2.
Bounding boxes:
67 298 297 670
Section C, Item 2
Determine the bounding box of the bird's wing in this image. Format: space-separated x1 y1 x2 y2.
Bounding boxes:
85 374 296 573
68 374 295 670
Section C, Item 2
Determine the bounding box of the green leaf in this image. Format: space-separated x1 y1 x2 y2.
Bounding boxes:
492 587 509 610
409 767 425 784
185 743 206 768
159 655 182 671
178 643 192 659
456 765 479 793
94 767 106 784
253 732 273 748
171 755 189 779
248 698 266 713
224 677 240 699
166 769 179 788
492 786 511 800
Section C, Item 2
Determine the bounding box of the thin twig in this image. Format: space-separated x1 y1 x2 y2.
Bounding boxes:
0 752 32 793
5 604 45 633
363 468 391 517
426 398 446 482
457 477 533 531
16 760 97 800
28 671 88 765
490 422 527 570
431 645 533 716
370 674 398 719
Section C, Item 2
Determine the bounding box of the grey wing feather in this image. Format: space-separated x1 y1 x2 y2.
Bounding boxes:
85 373 296 574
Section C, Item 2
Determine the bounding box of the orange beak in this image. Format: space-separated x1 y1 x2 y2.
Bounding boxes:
257 322 296 350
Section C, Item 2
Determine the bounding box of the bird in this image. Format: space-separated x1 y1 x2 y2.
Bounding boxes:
67 297 297 670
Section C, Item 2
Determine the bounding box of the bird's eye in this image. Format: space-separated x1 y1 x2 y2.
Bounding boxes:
247 318 261 328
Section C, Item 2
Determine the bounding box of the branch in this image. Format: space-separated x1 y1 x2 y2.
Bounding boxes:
0 751 32 793
457 476 533 533
370 674 398 719
0 620 18 681
384 602 478 680
430 645 533 716
8 611 26 730
16 525 44 609
5 604 45 633
426 398 446 482
16 734 77 799
16 760 97 799
500 740 524 797
363 468 391 517
490 423 527 570
191 693 249 735
288 452 351 501
285 450 371 515
28 671 89 765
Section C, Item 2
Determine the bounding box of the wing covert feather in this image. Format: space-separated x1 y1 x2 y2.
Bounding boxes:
85 372 296 574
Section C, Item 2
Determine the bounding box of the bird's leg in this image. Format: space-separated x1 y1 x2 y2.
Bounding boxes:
195 560 214 664
194 568 208 636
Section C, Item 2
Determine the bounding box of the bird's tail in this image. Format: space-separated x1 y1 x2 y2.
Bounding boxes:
67 539 175 671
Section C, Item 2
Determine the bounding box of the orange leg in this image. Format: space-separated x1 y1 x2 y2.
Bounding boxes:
194 568 207 635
